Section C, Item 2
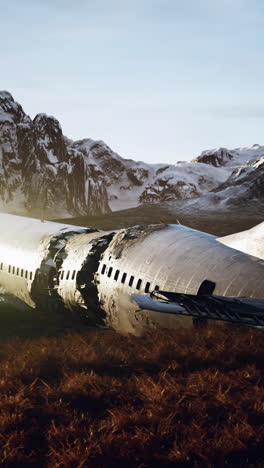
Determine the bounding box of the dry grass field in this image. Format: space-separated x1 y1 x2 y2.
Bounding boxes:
1 209 263 467
0 313 263 467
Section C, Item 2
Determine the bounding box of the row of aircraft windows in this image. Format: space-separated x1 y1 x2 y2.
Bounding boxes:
0 263 33 280
59 270 77 281
100 263 159 293
0 263 76 282
0 261 159 293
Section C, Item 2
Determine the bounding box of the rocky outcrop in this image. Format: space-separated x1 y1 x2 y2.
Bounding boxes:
192 148 234 167
212 156 264 205
0 91 230 218
1 91 263 218
0 92 111 217
193 144 264 168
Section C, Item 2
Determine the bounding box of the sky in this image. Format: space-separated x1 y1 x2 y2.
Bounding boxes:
1 0 264 164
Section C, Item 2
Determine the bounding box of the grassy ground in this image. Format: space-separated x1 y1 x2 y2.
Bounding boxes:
1 210 263 466
0 310 263 467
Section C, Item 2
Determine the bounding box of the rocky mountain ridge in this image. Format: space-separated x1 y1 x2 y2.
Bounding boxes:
0 91 263 218
193 144 264 168
191 146 264 209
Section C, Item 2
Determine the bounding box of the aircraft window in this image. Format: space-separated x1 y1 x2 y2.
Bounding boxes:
129 275 134 287
145 282 150 293
8 265 11 273
154 285 159 291
114 270 120 281
101 264 106 275
61 271 64 280
12 266 15 275
29 272 33 281
108 267 113 278
20 269 24 277
66 271 70 280
17 268 20 276
121 273 127 284
25 270 28 279
72 270 76 280
136 279 142 290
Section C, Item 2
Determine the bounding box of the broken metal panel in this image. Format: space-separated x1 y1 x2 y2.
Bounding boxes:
57 231 116 323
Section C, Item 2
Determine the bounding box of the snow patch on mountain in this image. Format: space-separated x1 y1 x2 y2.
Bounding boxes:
0 91 263 218
193 144 264 168
71 138 229 211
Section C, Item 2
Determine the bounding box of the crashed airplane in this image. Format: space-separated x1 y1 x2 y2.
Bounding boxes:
0 213 263 333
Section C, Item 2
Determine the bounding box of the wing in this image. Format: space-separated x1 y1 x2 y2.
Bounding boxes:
131 291 264 330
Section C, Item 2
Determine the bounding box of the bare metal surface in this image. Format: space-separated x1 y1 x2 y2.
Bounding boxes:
96 224 264 332
0 214 88 307
218 221 264 260
0 214 264 334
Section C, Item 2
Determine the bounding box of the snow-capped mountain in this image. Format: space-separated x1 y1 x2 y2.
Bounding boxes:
191 145 264 209
0 92 110 218
192 145 264 168
0 91 263 218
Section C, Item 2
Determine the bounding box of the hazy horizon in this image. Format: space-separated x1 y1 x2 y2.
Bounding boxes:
2 0 264 164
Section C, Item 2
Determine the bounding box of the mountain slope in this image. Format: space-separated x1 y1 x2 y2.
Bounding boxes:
0 91 229 218
190 150 264 209
192 144 264 168
0 91 263 219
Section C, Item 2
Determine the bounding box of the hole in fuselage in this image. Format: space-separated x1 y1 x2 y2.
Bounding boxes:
197 280 216 296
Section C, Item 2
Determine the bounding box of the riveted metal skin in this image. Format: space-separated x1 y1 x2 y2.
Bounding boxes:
96 224 264 333
0 214 263 334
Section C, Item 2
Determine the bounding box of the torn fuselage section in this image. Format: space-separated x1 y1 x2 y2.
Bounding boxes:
55 230 116 324
30 228 98 313
75 232 116 325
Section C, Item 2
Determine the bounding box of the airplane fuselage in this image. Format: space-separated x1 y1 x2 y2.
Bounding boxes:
0 214 263 333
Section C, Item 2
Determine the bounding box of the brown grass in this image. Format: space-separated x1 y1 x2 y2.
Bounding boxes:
0 325 263 468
